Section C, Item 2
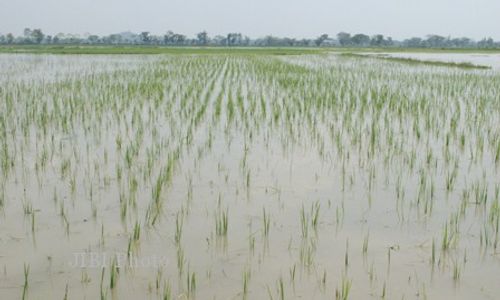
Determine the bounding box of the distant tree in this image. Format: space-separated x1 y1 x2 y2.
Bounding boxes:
212 35 226 46
163 31 186 45
88 35 99 44
315 34 329 46
163 31 174 45
149 35 162 45
297 39 312 46
23 28 32 37
283 37 296 46
140 32 150 44
370 34 385 46
426 35 446 48
172 33 186 45
449 37 472 48
23 28 33 43
242 36 251 46
197 31 208 45
31 29 44 44
478 37 494 49
108 34 122 44
351 34 370 46
6 33 14 44
54 33 67 44
404 37 423 48
258 36 282 46
337 32 351 46
2 28 498 49
227 33 242 46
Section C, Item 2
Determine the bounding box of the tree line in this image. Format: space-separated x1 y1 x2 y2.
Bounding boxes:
1 28 499 49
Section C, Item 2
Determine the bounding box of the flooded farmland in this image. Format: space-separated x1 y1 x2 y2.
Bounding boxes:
0 52 499 299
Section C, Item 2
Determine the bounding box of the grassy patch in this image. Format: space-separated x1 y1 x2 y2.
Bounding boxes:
340 52 492 69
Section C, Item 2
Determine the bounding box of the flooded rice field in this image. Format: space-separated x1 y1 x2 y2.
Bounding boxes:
0 52 499 299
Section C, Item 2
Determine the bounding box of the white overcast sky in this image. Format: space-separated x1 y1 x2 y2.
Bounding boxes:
0 0 499 39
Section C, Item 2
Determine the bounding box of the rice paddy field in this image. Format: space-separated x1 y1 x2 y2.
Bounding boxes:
0 50 500 299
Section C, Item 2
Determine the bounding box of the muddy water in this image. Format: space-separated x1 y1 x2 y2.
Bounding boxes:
0 53 499 300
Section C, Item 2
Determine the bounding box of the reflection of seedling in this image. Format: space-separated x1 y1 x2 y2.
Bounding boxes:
22 263 30 300
453 260 461 282
100 268 107 300
63 284 69 300
277 277 284 300
289 264 296 284
177 246 185 276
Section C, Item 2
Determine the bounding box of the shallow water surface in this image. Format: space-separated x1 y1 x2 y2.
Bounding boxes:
0 53 499 299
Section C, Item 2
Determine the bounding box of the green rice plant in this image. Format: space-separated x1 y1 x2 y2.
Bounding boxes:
248 234 255 254
162 280 172 300
110 257 119 289
362 232 369 255
133 221 141 242
442 224 451 251
289 264 296 284
0 187 4 209
299 239 316 268
345 240 349 268
431 238 436 266
300 205 308 238
81 270 91 284
452 259 462 283
262 207 270 237
242 267 251 298
335 274 351 300
215 207 229 237
320 270 327 291
100 268 107 300
311 201 320 231
177 246 186 276
495 140 500 165
186 269 196 297
175 212 184 244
